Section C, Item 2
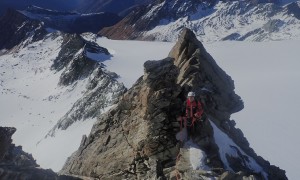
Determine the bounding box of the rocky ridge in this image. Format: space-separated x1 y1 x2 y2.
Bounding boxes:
46 33 126 136
60 28 287 179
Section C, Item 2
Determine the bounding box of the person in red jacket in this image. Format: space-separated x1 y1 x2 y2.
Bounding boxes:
184 91 204 140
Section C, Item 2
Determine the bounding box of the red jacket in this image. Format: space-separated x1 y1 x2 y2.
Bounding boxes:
186 99 204 119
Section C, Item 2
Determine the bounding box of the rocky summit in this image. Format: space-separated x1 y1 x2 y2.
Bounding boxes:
60 28 287 179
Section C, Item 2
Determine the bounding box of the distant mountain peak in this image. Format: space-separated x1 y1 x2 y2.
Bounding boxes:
99 0 300 42
0 13 125 172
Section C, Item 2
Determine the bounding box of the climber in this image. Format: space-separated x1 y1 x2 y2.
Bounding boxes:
182 91 204 140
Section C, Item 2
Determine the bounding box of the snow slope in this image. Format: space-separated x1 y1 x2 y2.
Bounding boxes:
210 120 267 178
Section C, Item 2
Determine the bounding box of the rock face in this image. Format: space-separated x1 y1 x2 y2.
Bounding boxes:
0 127 75 180
52 34 110 85
60 28 287 179
0 8 47 50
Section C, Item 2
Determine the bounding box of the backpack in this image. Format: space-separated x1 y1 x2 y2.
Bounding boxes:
185 99 203 119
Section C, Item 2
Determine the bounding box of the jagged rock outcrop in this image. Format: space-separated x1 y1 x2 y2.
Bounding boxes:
52 33 110 85
0 8 47 50
0 127 81 180
60 28 287 179
168 28 244 120
47 33 126 136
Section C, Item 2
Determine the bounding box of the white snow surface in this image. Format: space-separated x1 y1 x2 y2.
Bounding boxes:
186 141 209 171
85 36 176 88
36 118 96 170
210 120 267 178
176 127 210 171
204 40 300 180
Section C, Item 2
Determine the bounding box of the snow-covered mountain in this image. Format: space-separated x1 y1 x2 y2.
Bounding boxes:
18 6 121 34
0 10 126 171
99 0 300 42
